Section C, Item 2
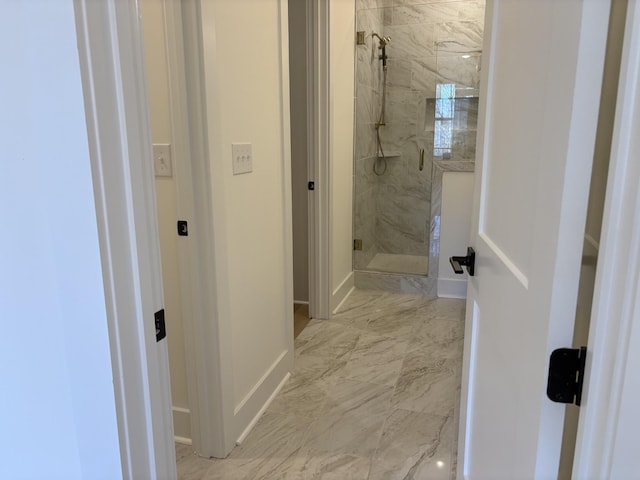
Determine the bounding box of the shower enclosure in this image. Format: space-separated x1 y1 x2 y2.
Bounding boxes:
353 1 485 291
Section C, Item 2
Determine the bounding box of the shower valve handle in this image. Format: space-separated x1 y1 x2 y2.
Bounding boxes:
450 247 475 276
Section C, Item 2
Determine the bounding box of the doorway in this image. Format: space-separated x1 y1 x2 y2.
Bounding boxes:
288 0 312 338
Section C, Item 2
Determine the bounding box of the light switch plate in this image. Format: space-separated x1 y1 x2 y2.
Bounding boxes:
153 144 172 177
232 143 253 175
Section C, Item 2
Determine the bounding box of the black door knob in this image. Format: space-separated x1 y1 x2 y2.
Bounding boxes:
449 247 475 276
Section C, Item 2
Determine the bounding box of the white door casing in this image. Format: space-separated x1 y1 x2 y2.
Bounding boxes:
75 0 176 477
307 0 332 320
458 0 611 478
573 0 640 475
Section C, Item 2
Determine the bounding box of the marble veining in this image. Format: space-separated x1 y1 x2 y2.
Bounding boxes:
370 409 454 480
177 289 466 480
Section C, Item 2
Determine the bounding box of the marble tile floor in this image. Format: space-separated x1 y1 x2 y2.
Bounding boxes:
365 253 429 276
176 289 465 480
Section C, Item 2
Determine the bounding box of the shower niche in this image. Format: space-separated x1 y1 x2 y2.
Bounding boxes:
353 1 485 293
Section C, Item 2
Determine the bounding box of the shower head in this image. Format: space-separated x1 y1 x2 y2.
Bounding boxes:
372 32 391 49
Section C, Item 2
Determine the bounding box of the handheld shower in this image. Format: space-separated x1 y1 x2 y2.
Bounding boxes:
372 33 392 175
372 33 391 69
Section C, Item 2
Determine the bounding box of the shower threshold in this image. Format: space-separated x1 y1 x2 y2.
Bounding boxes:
365 253 428 276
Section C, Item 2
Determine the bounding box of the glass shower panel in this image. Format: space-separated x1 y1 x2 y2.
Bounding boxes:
353 1 485 277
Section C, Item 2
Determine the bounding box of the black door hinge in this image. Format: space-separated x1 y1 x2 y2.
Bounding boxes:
155 309 166 342
308 181 315 191
177 220 188 236
547 346 587 406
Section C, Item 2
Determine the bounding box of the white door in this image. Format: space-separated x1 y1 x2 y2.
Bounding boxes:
458 0 612 478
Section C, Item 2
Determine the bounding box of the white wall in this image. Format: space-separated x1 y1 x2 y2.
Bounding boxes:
438 172 475 298
289 0 310 304
330 0 356 310
140 0 191 441
198 0 294 440
0 1 122 478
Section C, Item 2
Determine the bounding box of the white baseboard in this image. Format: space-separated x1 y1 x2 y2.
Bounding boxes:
437 278 468 298
172 406 191 442
331 272 354 313
236 371 291 445
233 349 292 444
174 436 192 446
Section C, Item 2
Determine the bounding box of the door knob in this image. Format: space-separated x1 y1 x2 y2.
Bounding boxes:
450 247 475 276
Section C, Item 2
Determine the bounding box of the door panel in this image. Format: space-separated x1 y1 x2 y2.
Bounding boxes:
459 0 611 478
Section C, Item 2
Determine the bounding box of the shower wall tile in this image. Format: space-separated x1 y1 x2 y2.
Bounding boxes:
437 54 481 93
356 47 374 87
356 84 377 125
376 183 430 256
391 2 481 26
452 130 477 160
356 118 376 159
411 57 438 96
357 0 391 11
382 7 393 26
380 153 407 178
384 24 435 58
355 156 376 195
357 7 383 34
386 86 419 125
435 21 483 55
378 122 416 152
386 58 413 89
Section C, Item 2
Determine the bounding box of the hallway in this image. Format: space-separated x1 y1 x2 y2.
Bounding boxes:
177 289 465 479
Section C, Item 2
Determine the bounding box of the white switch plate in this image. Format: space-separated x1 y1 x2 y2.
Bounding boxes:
153 144 172 177
232 143 253 175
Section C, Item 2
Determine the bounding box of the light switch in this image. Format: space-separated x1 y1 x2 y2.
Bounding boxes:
232 143 253 175
153 144 172 177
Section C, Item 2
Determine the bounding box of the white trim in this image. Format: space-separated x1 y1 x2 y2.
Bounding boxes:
231 350 291 444
74 0 175 477
331 272 355 313
233 350 289 416
161 0 206 454
333 285 355 315
437 279 467 299
172 407 191 441
236 372 291 446
181 0 237 457
573 0 640 476
174 436 193 446
278 0 295 362
308 0 332 320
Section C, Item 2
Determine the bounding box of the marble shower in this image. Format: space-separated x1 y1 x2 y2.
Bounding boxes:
353 0 485 292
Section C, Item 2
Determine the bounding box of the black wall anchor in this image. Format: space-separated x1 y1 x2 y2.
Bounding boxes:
450 247 475 276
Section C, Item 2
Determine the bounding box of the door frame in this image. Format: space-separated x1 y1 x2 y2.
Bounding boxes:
74 0 176 477
177 0 238 457
307 0 332 320
572 0 640 475
161 0 221 453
